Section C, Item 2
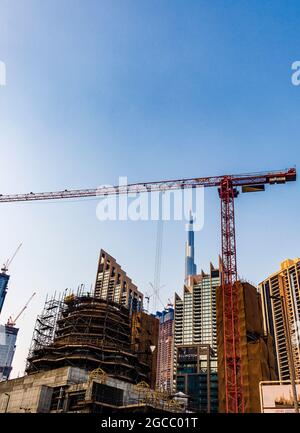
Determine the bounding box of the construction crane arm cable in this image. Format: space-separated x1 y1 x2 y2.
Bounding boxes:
6 243 22 268
2 243 22 273
7 292 36 327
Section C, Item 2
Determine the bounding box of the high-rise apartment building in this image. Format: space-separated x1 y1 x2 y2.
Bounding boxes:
185 213 197 281
0 324 18 381
0 272 9 316
155 307 174 392
94 249 143 313
174 263 220 411
175 263 220 353
259 258 300 382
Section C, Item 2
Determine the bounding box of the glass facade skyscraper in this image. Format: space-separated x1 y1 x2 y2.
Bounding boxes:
175 344 218 413
0 272 10 315
0 324 18 381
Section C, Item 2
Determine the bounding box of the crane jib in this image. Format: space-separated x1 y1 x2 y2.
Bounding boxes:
0 168 296 203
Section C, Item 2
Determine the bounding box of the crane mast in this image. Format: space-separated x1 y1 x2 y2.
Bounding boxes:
0 167 296 412
219 177 243 412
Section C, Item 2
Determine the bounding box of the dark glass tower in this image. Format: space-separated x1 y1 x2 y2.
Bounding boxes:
0 272 9 315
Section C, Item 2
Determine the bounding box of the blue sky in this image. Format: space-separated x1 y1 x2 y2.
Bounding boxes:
0 0 300 377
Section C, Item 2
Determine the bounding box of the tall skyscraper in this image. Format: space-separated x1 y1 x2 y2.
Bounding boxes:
0 272 10 316
185 212 197 281
173 263 221 412
94 249 143 313
0 324 18 381
259 258 300 382
155 307 174 392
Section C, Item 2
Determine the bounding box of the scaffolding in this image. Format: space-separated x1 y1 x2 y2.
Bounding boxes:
26 292 150 384
26 293 63 372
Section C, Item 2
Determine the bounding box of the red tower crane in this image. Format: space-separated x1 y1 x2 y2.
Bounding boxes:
0 167 296 412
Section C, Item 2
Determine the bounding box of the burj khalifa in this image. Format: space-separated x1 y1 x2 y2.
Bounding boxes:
185 212 197 281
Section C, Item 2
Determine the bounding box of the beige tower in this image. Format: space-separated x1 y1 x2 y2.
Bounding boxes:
94 249 143 312
259 258 300 381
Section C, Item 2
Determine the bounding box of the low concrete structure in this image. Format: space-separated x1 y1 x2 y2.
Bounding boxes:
0 366 187 413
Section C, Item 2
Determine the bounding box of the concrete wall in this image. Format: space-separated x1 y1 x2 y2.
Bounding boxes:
0 366 88 413
0 366 148 412
0 366 184 413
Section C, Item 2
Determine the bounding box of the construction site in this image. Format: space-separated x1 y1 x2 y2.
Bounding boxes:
0 284 187 413
26 291 152 383
0 366 187 413
0 167 297 413
2 0 300 421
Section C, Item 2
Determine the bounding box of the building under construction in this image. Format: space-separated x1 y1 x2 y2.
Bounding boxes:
131 311 159 389
216 281 277 413
3 288 182 413
26 291 150 384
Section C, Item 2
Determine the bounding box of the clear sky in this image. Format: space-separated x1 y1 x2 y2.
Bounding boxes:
0 0 299 377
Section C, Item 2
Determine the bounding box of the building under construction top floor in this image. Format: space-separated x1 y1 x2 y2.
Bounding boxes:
26 292 149 385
